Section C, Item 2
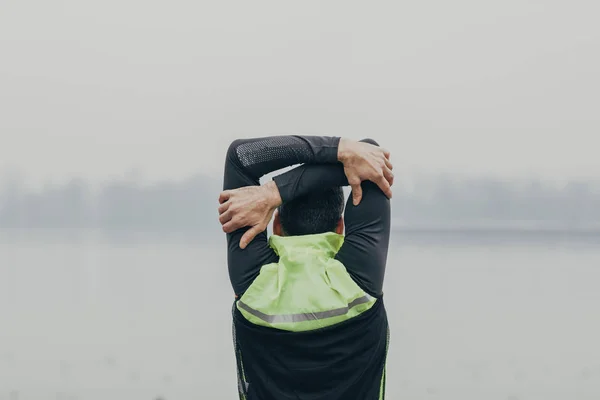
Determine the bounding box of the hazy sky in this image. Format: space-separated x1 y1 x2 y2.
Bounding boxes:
1 0 598 187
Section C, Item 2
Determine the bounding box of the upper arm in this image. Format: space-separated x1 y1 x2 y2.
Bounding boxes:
223 140 277 296
335 139 391 297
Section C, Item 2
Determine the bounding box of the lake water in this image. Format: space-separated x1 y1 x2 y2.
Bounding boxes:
1 230 599 400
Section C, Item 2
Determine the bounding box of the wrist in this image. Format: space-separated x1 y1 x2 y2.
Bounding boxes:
263 180 283 209
337 138 352 163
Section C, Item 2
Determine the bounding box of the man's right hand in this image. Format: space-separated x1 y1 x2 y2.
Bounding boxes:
218 181 282 249
338 139 394 205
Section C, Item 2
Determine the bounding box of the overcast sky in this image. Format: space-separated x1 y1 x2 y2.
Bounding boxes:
1 0 598 188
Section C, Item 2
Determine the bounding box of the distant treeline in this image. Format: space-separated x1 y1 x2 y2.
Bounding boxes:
393 177 600 229
0 175 599 231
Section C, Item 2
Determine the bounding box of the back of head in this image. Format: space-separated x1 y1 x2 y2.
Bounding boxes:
278 187 344 236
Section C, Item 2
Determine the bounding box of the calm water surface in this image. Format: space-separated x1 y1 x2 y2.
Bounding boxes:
1 230 599 400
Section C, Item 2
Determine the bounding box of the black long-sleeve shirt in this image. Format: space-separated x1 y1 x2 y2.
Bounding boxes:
223 135 392 400
222 135 391 298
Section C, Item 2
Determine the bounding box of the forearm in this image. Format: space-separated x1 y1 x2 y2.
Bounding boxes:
273 163 348 204
271 137 373 204
223 135 341 191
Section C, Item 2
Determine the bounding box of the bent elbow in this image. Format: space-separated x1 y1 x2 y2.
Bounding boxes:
226 139 244 162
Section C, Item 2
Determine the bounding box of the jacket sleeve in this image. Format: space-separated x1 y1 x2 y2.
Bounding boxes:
222 135 341 296
272 139 391 297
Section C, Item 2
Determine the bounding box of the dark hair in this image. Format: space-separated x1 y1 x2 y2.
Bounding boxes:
278 187 345 236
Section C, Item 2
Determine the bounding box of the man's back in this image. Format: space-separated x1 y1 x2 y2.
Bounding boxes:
219 135 393 399
233 293 388 399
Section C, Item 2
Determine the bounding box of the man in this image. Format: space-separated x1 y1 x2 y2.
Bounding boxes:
218 135 393 399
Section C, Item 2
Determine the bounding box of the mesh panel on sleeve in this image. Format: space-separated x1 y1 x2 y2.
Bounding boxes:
235 137 313 168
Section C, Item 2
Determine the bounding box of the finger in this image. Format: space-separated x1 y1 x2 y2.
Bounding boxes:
377 175 393 199
219 191 231 204
384 167 394 186
351 184 363 206
240 226 261 249
384 157 393 171
219 210 233 225
222 220 238 233
218 201 230 214
382 148 391 160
